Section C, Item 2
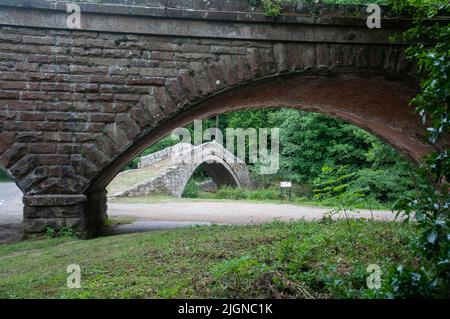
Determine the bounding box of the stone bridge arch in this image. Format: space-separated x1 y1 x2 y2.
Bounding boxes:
0 0 447 237
110 142 251 198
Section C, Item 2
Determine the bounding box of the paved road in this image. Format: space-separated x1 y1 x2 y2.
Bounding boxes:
0 182 398 243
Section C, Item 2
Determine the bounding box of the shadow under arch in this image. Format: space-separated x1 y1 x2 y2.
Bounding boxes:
200 161 240 189
88 71 431 195
177 153 244 198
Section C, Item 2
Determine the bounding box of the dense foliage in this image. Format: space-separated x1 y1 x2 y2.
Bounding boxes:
382 0 450 299
133 104 424 208
224 109 423 208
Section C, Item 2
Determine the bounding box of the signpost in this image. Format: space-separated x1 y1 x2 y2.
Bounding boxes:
280 181 292 203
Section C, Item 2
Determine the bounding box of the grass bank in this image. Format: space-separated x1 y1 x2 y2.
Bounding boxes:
109 193 351 210
182 185 392 210
0 220 416 298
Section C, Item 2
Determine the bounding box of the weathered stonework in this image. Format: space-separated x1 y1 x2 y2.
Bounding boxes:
0 0 446 237
111 142 251 198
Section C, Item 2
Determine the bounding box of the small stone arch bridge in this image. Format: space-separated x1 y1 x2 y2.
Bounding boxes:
108 142 251 198
0 0 448 237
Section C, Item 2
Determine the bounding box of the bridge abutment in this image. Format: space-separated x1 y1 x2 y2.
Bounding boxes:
86 190 108 238
23 191 107 238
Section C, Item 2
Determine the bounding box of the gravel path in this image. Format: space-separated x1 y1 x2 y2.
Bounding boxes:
108 201 397 225
0 182 398 243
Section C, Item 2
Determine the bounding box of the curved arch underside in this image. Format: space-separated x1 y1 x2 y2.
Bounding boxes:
201 162 239 189
176 155 245 198
90 72 432 193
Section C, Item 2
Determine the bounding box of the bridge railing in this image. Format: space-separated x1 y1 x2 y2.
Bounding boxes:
139 142 246 169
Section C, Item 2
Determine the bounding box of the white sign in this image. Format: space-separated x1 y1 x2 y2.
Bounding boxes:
280 181 292 188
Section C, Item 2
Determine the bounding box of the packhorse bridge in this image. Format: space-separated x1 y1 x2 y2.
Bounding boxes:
108 142 251 198
0 0 445 237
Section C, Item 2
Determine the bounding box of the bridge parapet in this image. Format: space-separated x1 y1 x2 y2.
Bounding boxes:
2 0 447 25
140 142 246 168
0 0 422 43
139 143 191 169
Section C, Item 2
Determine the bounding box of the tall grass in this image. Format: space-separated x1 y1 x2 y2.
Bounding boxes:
214 187 281 201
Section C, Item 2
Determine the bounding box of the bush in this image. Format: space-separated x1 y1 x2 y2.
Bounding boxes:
213 187 281 201
247 188 280 201
182 179 200 198
214 187 248 200
350 167 418 203
45 226 77 239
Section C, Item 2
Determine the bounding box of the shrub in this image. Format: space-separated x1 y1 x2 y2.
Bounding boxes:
45 226 77 239
182 179 200 198
214 187 248 200
213 187 281 201
210 256 271 298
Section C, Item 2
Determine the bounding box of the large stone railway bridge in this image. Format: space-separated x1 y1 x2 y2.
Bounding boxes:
0 0 446 237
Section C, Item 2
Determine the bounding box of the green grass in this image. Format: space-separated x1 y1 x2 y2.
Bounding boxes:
0 220 416 299
110 192 391 212
182 186 392 210
110 193 318 206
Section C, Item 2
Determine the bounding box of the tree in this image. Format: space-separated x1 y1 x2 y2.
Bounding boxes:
385 0 450 298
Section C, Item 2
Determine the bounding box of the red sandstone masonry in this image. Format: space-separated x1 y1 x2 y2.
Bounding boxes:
0 0 444 237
